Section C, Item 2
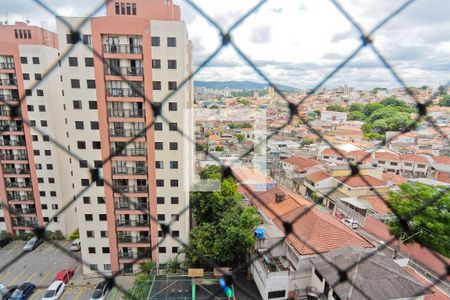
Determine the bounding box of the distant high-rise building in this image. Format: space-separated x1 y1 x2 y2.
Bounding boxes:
223 87 231 97
268 86 275 98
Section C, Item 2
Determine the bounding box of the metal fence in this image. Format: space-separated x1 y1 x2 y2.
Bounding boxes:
1 0 449 299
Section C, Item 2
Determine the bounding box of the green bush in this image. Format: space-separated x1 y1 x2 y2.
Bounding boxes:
69 229 80 240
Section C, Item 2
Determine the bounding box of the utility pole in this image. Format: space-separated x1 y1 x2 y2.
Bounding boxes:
393 230 422 259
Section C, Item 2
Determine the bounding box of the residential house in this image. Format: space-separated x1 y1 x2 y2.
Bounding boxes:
320 111 347 123
277 156 324 191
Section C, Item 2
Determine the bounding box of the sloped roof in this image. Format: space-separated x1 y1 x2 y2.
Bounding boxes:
306 171 331 183
432 156 450 165
359 195 391 214
405 267 448 300
335 175 387 188
283 156 321 172
374 150 400 161
400 154 430 164
382 172 408 185
310 246 430 300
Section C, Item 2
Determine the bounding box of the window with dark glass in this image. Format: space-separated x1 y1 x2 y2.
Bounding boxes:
168 81 177 90
168 60 177 69
169 142 178 150
155 142 163 150
87 80 96 89
169 102 177 111
167 37 176 47
71 79 80 89
151 36 160 46
20 57 27 64
68 57 78 66
152 59 161 69
32 57 40 64
153 81 161 90
85 57 94 67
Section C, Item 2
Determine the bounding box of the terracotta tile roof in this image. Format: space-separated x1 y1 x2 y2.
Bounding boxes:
306 171 331 183
405 267 448 300
320 148 346 157
374 151 400 161
283 156 321 172
432 156 450 165
400 154 430 164
382 172 408 185
360 195 391 214
335 175 387 188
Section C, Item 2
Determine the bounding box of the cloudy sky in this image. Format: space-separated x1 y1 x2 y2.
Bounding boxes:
2 0 450 89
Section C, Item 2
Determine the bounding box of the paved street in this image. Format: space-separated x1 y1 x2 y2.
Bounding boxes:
0 240 98 299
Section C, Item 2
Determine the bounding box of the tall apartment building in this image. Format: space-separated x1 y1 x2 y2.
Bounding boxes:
0 0 193 275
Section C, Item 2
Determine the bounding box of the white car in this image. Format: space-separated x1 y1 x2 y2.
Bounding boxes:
343 219 359 229
70 239 81 252
42 281 65 300
0 283 7 297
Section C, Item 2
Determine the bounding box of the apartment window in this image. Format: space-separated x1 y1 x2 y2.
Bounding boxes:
159 247 166 253
75 121 84 129
378 160 385 164
90 264 98 271
155 142 163 150
36 164 42 170
83 35 92 45
48 178 55 183
169 102 177 111
158 231 163 237
168 81 177 90
151 36 160 46
86 231 94 238
39 105 46 112
169 142 178 150
92 141 101 149
87 80 96 89
169 123 177 131
167 37 176 47
390 162 398 166
155 161 163 169
94 160 102 168
89 101 97 109
66 34 75 44
132 3 136 15
47 164 53 170
85 57 94 67
157 197 165 204
126 3 131 15
20 57 28 64
30 120 36 127
43 217 49 222
168 60 177 69
40 191 46 197
85 214 93 221
88 247 96 254
91 121 99 130
50 191 57 197
172 230 179 237
73 100 82 109
34 73 42 80
41 204 48 209
100 231 108 238
43 135 50 141
98 197 105 204
156 179 164 187
417 164 426 168
102 247 110 254
115 2 120 14
99 214 107 221
32 57 40 64
71 79 80 89
37 178 44 183
79 160 88 168
121 2 125 14
25 89 32 96
41 120 48 127
152 59 161 69
23 73 30 80
154 123 163 131
77 141 86 149
81 179 89 186
172 247 179 254
37 90 44 96
157 214 165 221
68 57 78 66
83 197 91 204
44 150 51 156
171 197 179 204
27 105 34 111
171 214 179 221
170 180 178 187
153 81 161 90
170 161 178 169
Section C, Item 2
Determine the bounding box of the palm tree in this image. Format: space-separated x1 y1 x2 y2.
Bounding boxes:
138 260 155 276
166 256 183 274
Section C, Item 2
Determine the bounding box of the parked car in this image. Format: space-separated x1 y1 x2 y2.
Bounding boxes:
69 239 81 252
22 237 42 252
8 282 35 300
0 284 8 299
2 286 17 300
0 236 12 248
41 281 64 300
54 269 75 284
343 218 359 229
90 280 112 300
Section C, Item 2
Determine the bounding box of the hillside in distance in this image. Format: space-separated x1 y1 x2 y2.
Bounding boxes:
194 80 298 91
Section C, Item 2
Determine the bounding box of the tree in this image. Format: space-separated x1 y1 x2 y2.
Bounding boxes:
215 145 224 151
235 133 245 142
314 109 321 118
348 111 366 121
387 183 450 257
302 138 315 146
210 105 219 109
199 165 222 180
437 85 448 96
363 103 383 116
138 260 156 276
349 103 365 112
326 104 346 112
438 95 450 107
165 256 184 273
380 96 406 107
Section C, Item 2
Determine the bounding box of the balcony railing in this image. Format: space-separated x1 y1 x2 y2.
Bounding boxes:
108 109 145 118
12 218 38 227
116 219 150 227
0 79 17 86
106 88 144 98
103 44 142 54
0 63 15 70
118 250 151 259
112 166 148 175
3 168 30 174
0 125 23 132
109 128 145 138
105 66 143 77
0 139 26 146
1 154 28 160
6 181 32 188
113 185 148 193
7 194 33 201
110 147 146 157
117 236 150 243
0 94 19 102
10 207 36 215
115 201 149 210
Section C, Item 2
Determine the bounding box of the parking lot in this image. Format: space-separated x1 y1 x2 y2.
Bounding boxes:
0 240 98 299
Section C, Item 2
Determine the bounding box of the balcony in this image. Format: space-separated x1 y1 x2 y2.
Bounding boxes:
109 128 145 138
1 153 28 160
118 250 151 259
3 167 30 175
0 124 23 132
106 88 143 98
117 236 150 244
6 181 32 188
115 201 149 210
0 94 19 102
0 139 26 146
12 219 38 227
112 166 147 175
103 44 142 54
113 185 148 193
105 66 143 77
9 207 36 215
116 219 150 227
110 147 146 157
0 79 17 86
0 63 15 70
7 194 33 201
108 109 145 118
